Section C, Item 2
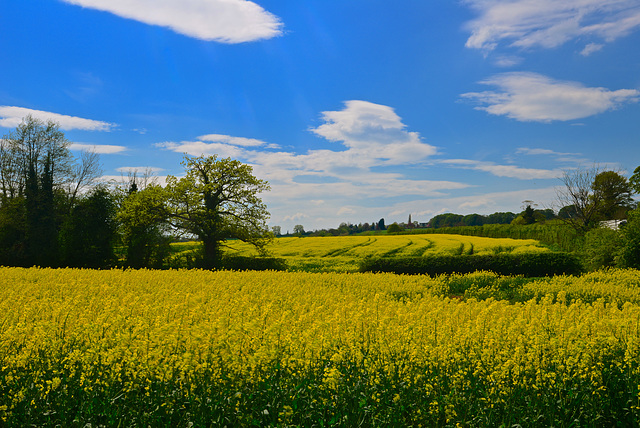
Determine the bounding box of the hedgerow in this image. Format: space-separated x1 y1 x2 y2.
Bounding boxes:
359 252 583 277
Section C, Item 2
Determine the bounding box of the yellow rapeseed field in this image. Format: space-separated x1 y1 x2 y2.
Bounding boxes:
220 234 547 271
1 267 640 426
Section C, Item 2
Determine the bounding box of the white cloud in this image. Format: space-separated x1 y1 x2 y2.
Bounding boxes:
580 42 604 56
515 148 587 164
62 0 283 43
69 143 127 154
337 207 356 216
198 134 280 148
464 0 640 52
160 101 440 172
283 213 308 222
493 55 524 67
310 100 438 165
154 100 587 231
0 106 115 131
158 101 471 230
156 140 247 159
516 148 568 156
461 72 639 122
441 159 562 180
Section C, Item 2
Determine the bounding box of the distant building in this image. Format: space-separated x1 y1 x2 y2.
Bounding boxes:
600 219 627 230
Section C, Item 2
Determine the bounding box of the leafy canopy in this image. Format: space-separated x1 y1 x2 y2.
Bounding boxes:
165 155 272 267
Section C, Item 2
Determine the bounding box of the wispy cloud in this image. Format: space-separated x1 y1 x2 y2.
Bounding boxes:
283 212 308 222
61 0 283 43
157 140 247 160
464 0 640 52
460 72 639 122
0 106 115 131
198 134 280 149
516 148 571 156
580 43 604 56
441 159 562 180
69 143 127 154
515 147 587 163
64 72 104 103
493 55 524 67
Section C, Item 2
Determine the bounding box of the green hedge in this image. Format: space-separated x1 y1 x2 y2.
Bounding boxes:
220 256 288 271
359 253 583 277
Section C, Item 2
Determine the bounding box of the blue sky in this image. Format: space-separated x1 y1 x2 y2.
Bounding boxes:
1 0 639 231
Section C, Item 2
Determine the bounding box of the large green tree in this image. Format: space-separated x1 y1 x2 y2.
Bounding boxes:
620 208 640 269
61 187 118 268
557 166 633 233
117 184 171 269
0 116 73 265
620 166 640 268
630 166 640 196
591 170 634 220
165 155 272 269
0 116 104 267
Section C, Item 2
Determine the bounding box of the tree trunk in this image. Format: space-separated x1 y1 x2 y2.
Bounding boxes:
201 236 221 269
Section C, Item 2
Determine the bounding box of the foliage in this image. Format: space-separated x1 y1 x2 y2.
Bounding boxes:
523 204 536 224
630 165 640 194
0 115 73 198
0 116 108 268
428 212 517 228
165 155 272 269
0 116 73 266
556 166 602 232
620 208 640 269
2 267 640 426
386 222 403 233
220 255 288 271
61 187 118 268
580 227 623 271
591 170 634 219
117 184 171 269
557 204 577 219
398 222 581 252
557 166 634 232
359 252 583 277
0 197 26 265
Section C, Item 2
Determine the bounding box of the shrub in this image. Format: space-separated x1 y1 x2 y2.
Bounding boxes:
167 250 288 271
580 227 623 270
387 223 404 233
621 209 640 269
220 256 288 271
359 252 583 277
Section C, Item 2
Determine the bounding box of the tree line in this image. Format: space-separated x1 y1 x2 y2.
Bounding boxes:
405 166 640 270
295 166 637 235
0 117 271 269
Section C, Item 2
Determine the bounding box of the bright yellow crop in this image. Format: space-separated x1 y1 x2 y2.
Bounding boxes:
1 267 639 425
220 234 546 271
